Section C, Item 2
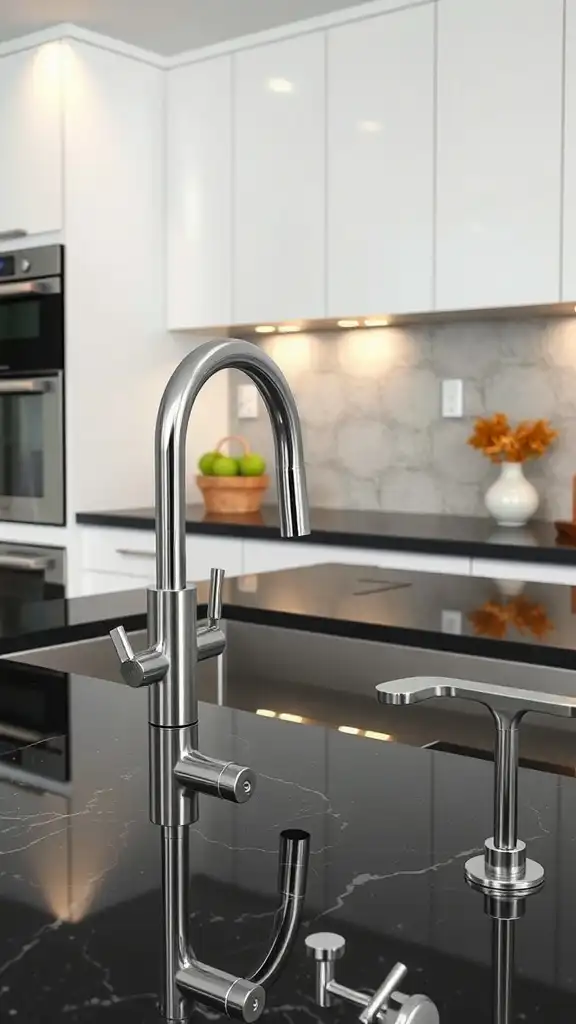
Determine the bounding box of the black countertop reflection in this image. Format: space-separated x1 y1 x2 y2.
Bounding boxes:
1 654 576 1022
4 563 576 671
76 505 576 566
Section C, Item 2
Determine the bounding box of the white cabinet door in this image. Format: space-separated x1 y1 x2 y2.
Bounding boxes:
186 534 243 582
81 570 150 595
471 557 576 585
233 33 325 325
563 0 576 298
242 538 471 576
436 0 563 310
0 44 63 236
327 5 434 317
167 56 232 329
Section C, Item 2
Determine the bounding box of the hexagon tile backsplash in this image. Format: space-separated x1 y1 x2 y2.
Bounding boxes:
230 319 576 519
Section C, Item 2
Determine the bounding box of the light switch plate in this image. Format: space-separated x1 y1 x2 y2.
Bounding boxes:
441 379 464 418
237 383 259 419
441 609 463 634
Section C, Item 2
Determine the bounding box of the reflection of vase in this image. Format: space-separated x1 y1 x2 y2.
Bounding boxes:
485 463 539 527
494 578 526 598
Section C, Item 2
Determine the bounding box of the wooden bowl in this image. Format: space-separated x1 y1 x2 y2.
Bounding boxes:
197 474 270 514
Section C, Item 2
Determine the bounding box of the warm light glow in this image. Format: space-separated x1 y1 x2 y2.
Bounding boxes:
364 318 389 327
266 333 313 376
338 726 361 735
358 119 382 133
573 305 576 313
268 77 294 93
279 713 304 723
278 324 302 333
337 319 360 328
255 325 276 334
256 709 277 718
364 730 392 742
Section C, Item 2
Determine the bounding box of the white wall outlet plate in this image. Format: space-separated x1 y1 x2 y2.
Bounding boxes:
441 379 464 418
441 609 463 634
237 383 259 419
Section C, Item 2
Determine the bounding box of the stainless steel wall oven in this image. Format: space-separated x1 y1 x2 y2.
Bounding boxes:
0 245 65 524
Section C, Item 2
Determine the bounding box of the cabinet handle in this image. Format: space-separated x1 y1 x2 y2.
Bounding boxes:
116 548 156 559
0 229 27 240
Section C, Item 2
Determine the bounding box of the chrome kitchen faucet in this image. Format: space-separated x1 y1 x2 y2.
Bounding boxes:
110 339 311 1022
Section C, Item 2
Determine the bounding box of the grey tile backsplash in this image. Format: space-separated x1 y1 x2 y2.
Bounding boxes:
230 319 576 519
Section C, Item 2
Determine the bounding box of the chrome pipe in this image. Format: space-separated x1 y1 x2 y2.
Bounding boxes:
154 339 309 591
493 918 514 1024
109 338 310 1020
249 829 310 988
161 826 192 1022
493 711 521 852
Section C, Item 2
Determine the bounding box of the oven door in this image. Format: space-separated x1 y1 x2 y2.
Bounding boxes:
0 276 63 370
0 373 64 524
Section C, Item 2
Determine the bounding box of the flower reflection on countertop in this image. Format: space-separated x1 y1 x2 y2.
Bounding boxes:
468 596 555 640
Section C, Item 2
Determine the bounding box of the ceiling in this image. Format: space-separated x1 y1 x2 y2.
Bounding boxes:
0 0 370 55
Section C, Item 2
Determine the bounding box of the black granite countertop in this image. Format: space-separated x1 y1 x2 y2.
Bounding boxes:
76 505 576 566
1 645 576 1023
4 563 576 672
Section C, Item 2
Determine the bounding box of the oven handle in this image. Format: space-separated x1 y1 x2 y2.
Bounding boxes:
0 277 61 297
0 554 55 572
0 379 50 395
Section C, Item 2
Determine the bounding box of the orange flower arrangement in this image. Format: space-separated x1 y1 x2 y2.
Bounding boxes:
467 413 558 463
468 597 554 640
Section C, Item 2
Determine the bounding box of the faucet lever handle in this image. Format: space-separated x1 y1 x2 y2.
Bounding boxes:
305 934 438 1022
376 676 576 721
109 625 169 688
207 567 225 627
358 962 408 1023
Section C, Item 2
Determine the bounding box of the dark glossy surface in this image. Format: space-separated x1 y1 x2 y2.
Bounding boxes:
1 651 576 1023
76 505 576 565
4 563 576 670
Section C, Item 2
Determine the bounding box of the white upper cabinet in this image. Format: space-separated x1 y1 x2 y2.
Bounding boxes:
233 34 325 325
563 0 576 300
167 56 232 329
436 0 564 311
327 5 435 317
0 43 63 237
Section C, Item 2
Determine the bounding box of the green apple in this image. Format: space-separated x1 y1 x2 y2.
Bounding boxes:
238 452 266 477
212 455 239 477
198 451 220 475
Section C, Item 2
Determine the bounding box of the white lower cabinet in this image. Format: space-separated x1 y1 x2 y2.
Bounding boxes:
242 539 471 577
81 570 152 595
471 558 576 586
78 527 244 595
78 525 575 595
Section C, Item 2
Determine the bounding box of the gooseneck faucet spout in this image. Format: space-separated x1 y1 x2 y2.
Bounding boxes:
110 339 311 1022
155 338 309 591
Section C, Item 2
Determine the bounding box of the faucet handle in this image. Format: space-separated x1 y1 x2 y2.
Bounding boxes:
376 676 556 897
376 676 576 720
305 933 438 1022
207 567 225 626
109 625 169 688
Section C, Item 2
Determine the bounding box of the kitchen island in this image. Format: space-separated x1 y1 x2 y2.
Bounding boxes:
0 644 575 1022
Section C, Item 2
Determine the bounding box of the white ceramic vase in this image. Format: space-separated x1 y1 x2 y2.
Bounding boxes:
484 462 539 527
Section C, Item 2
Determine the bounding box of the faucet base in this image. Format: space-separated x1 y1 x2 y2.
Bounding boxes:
465 838 544 895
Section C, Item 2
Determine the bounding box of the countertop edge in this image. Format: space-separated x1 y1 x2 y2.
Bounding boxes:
75 511 576 567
